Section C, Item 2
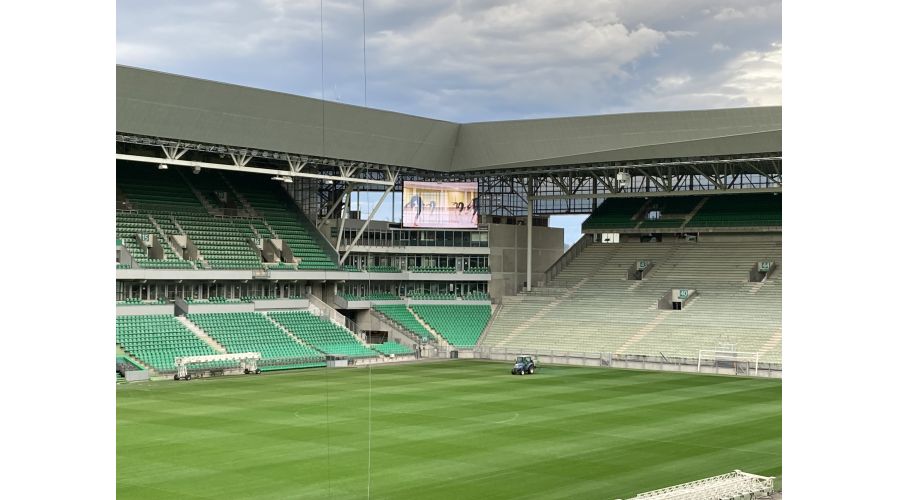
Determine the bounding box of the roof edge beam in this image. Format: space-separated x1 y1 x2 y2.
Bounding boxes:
117 153 395 186
531 186 781 201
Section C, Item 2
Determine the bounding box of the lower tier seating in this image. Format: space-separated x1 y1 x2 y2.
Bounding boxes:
372 341 414 356
115 315 219 372
373 305 434 341
269 311 379 358
187 312 326 369
411 305 491 348
482 239 782 363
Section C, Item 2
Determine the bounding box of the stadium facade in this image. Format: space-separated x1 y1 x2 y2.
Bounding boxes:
116 65 781 380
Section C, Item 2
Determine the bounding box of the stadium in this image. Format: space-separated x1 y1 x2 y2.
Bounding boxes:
115 62 782 499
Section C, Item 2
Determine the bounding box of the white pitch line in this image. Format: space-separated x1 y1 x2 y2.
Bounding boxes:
492 412 519 425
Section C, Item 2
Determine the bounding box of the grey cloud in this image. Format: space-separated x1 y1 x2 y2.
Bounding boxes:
117 0 781 122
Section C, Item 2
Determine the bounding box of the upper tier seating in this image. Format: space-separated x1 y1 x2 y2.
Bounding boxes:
373 305 434 340
686 194 782 227
186 312 326 370
175 213 263 269
116 211 194 269
116 315 219 372
581 198 645 230
233 173 338 270
117 164 338 270
638 197 703 229
581 194 782 230
411 305 491 348
117 165 206 213
189 169 241 211
482 239 782 363
269 311 379 358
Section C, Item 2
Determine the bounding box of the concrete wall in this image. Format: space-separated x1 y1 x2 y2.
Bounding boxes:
173 299 255 315
116 304 175 316
356 309 422 349
252 299 309 310
487 223 564 297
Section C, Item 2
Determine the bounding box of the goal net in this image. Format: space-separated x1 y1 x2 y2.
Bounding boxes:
174 352 261 379
697 349 760 376
620 469 775 500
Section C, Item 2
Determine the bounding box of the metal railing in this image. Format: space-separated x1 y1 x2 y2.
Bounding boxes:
544 233 592 283
471 346 781 378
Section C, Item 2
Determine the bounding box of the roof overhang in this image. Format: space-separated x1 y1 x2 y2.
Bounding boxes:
117 65 781 174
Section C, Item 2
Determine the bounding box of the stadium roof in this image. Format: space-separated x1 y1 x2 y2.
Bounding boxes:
117 65 781 174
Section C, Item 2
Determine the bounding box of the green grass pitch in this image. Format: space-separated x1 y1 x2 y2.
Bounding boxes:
117 360 781 499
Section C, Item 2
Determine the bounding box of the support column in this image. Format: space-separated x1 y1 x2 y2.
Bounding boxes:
339 168 399 265
335 186 353 251
526 191 533 292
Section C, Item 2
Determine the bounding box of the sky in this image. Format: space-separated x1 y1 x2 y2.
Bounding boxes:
117 0 782 244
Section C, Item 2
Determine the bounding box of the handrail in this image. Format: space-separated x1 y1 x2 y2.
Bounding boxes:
544 234 591 284
475 303 501 348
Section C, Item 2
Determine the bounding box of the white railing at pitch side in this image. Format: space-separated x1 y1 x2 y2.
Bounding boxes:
472 346 781 378
618 470 775 500
174 352 261 378
697 350 760 376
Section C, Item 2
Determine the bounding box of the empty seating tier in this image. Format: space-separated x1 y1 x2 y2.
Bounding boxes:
116 211 194 269
581 198 645 230
233 173 338 270
269 311 379 358
116 315 219 372
175 213 263 269
410 266 455 273
407 292 456 300
411 305 491 348
187 312 326 370
117 164 338 271
373 305 434 341
372 341 414 356
482 239 782 363
367 265 401 273
687 194 782 227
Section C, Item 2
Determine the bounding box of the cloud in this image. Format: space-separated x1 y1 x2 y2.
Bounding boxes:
712 3 780 21
364 1 669 120
719 42 782 105
117 0 782 121
625 41 781 111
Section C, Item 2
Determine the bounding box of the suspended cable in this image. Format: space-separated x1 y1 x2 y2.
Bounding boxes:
320 0 327 161
362 0 368 107
367 363 373 499
321 12 330 497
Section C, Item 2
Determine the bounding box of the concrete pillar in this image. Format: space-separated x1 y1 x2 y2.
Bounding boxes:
526 195 532 292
